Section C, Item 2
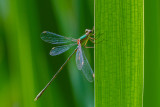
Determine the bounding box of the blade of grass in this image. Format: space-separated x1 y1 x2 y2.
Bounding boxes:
95 0 144 106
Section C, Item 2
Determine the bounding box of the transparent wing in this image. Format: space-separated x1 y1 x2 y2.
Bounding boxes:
50 43 77 56
81 51 94 82
76 43 84 70
41 31 76 44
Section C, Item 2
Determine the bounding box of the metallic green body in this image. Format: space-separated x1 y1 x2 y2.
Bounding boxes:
80 34 87 40
79 34 90 46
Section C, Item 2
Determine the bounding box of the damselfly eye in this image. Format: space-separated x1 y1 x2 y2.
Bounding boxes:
85 29 89 33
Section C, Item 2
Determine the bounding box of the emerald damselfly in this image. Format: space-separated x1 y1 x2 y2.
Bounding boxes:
34 29 95 101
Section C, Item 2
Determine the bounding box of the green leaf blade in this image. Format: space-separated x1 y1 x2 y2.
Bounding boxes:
95 0 144 107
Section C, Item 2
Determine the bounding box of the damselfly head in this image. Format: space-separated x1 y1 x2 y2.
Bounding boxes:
85 29 92 33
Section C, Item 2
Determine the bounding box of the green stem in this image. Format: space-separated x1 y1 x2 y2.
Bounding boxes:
95 0 144 106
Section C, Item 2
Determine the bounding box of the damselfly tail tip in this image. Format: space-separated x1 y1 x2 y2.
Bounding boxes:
34 92 42 101
34 97 38 101
34 94 40 101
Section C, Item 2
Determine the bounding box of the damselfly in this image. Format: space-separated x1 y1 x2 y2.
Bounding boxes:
34 29 95 101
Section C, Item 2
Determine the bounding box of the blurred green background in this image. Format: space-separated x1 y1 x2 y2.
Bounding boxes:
0 0 94 107
0 0 160 107
144 0 160 107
